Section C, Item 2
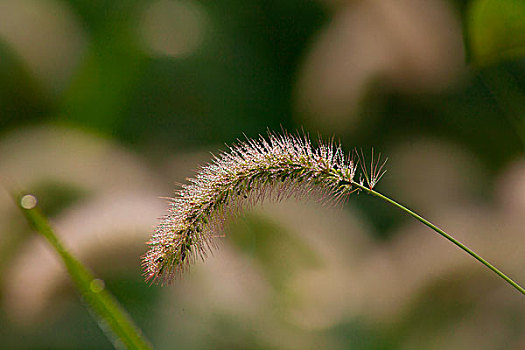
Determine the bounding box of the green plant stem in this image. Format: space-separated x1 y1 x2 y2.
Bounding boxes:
351 181 525 296
16 194 153 350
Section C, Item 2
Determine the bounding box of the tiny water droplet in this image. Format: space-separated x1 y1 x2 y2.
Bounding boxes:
20 194 37 209
90 278 105 293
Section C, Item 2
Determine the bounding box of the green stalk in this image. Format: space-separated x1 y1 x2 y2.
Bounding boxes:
351 181 525 296
15 194 153 350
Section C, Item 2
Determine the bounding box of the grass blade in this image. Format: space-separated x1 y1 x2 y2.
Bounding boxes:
16 194 153 350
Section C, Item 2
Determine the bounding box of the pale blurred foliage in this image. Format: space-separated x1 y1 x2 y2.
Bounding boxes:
294 0 465 132
151 200 375 349
384 138 484 213
4 192 165 325
0 126 160 194
0 0 86 94
356 140 525 349
0 126 166 324
496 159 525 216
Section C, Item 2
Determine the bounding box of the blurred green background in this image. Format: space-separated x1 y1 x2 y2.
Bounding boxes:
1 0 525 348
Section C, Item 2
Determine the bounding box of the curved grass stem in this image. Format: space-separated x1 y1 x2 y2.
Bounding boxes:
351 181 525 296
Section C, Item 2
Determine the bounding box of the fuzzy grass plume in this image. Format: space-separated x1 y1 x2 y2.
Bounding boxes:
143 133 525 297
142 132 382 284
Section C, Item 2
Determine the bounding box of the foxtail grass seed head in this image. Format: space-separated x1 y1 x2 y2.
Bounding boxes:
143 132 383 284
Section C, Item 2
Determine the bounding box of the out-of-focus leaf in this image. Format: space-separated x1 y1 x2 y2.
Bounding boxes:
467 0 525 66
15 193 153 350
58 2 145 133
59 35 144 132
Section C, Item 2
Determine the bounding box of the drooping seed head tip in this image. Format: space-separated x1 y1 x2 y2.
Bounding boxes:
143 132 385 284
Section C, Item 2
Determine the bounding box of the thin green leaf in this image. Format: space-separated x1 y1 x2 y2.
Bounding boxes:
16 194 153 350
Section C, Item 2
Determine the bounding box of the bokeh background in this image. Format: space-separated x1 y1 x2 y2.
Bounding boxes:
1 0 525 348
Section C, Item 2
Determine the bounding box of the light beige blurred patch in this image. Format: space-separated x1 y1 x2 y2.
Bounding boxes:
139 0 209 58
264 201 373 330
495 158 525 216
359 199 525 320
0 125 162 195
3 192 165 325
383 138 484 213
352 150 525 349
0 0 86 94
0 125 167 325
0 125 164 272
294 0 465 132
151 199 374 348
